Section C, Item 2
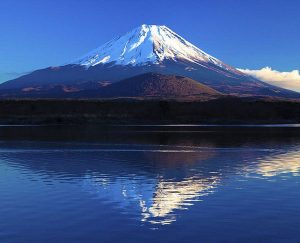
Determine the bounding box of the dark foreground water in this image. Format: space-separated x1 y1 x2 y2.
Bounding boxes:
0 125 300 242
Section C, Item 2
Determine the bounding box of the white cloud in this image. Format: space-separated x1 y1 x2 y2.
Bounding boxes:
238 67 300 92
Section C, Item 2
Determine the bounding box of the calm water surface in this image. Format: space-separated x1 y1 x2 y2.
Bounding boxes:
0 125 300 242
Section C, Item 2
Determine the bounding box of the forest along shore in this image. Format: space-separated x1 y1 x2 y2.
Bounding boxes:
1 97 300 125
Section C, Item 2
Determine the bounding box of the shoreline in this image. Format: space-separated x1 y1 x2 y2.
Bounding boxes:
1 97 300 125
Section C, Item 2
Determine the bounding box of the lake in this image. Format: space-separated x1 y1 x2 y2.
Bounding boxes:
0 125 300 242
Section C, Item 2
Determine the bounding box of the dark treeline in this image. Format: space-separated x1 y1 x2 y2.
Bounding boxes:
1 97 300 124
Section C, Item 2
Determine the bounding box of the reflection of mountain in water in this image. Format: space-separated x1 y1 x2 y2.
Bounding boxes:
1 128 300 225
142 177 219 225
255 150 300 177
83 172 219 225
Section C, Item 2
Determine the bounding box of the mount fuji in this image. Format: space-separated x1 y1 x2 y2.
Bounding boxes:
0 24 299 98
73 24 233 70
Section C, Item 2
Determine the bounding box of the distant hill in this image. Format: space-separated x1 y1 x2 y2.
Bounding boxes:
78 73 221 98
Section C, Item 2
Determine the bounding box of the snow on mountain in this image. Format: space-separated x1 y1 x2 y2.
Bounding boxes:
2 24 299 99
72 24 234 72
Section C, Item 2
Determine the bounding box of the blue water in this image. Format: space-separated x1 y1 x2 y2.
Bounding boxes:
0 125 300 242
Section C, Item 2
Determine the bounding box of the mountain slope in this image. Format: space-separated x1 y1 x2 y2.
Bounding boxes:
84 73 221 98
72 24 237 74
0 24 299 99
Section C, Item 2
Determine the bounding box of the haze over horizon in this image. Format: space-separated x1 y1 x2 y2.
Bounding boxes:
1 0 300 91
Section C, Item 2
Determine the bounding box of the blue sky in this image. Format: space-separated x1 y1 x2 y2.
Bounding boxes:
0 0 299 83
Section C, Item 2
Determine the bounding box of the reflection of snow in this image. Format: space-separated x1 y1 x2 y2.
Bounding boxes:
141 177 219 225
82 174 219 225
80 145 300 226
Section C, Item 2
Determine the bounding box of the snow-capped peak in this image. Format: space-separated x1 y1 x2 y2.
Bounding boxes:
72 24 227 69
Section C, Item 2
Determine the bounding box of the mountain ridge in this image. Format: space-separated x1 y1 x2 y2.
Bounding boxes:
0 24 299 99
72 24 238 74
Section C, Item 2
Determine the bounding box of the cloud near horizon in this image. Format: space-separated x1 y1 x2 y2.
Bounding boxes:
238 67 300 92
